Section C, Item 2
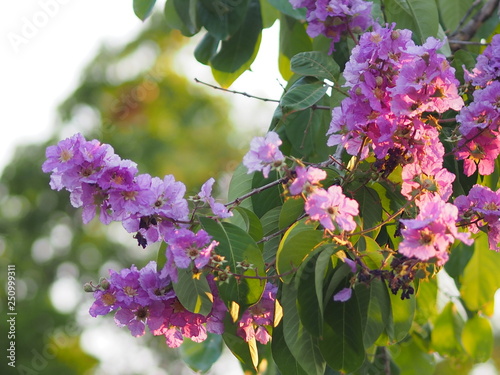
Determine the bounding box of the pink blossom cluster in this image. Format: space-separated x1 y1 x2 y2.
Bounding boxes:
237 283 277 344
455 185 500 251
327 24 462 202
399 196 472 265
243 131 358 232
456 35 500 176
290 0 374 53
89 261 227 347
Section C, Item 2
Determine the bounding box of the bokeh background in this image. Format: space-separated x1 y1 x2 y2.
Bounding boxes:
1 1 282 374
2 1 500 374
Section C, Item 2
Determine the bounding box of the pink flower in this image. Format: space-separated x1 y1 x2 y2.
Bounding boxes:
305 185 359 231
289 166 327 195
243 131 285 178
237 283 277 344
399 197 472 265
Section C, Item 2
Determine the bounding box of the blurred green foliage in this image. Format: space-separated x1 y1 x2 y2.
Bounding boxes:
0 13 243 374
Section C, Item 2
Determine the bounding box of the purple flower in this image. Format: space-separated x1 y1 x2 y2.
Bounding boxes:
291 0 374 53
333 287 352 302
89 287 119 317
139 261 176 301
114 301 166 337
243 131 285 178
289 166 327 195
465 34 500 87
305 185 359 231
42 133 85 176
199 178 232 218
164 228 219 282
109 265 151 307
150 175 189 220
108 173 156 220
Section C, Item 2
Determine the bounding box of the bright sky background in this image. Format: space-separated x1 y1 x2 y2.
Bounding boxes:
0 0 283 175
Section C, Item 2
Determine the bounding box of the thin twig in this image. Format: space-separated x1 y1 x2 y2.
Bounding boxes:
450 0 482 36
450 0 500 51
226 177 288 207
194 78 280 103
447 39 489 46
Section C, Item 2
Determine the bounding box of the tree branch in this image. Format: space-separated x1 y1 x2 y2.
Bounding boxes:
450 0 500 51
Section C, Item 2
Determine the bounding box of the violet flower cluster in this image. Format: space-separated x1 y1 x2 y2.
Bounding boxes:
89 261 227 348
290 0 374 53
456 35 500 176
42 134 227 271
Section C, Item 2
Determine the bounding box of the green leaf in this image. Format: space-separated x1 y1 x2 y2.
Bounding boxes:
194 33 220 65
272 321 308 375
276 220 324 282
391 337 436 375
173 268 213 316
260 0 280 28
354 187 382 238
356 236 384 270
384 0 439 43
319 290 365 373
414 278 438 325
280 82 328 114
386 286 416 343
251 170 284 218
297 248 325 337
210 0 262 83
199 218 265 310
437 0 474 32
279 14 312 80
171 0 199 36
282 281 326 375
278 197 305 230
290 51 340 83
180 333 223 373
315 246 336 314
355 279 391 348
228 163 253 212
261 206 282 236
451 49 478 85
156 241 168 270
230 206 263 243
133 0 157 21
197 0 250 40
268 0 306 20
431 302 465 357
323 263 352 306
222 315 258 372
461 315 493 363
460 233 500 311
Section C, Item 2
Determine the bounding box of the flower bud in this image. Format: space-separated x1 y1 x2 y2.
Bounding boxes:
99 277 110 290
83 283 94 293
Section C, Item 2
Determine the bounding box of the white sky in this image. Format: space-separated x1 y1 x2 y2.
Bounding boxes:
0 0 283 174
